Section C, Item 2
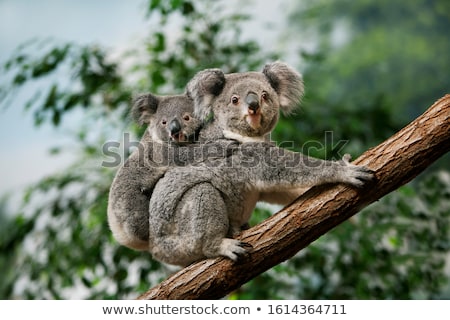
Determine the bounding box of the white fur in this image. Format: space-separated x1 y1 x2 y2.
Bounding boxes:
223 130 266 143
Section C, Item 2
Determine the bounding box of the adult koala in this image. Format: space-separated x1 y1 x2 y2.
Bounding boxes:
148 62 374 266
107 94 201 251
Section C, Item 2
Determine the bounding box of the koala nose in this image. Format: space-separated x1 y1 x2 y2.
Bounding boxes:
169 119 182 135
245 93 260 113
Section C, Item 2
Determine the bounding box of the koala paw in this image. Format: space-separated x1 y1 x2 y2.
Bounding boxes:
218 238 253 261
340 154 375 188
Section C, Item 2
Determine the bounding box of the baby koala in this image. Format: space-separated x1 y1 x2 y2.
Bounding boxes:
107 93 201 251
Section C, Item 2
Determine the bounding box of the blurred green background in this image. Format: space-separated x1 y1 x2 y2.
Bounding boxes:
0 0 449 299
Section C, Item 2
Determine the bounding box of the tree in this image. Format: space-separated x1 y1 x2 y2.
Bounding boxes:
1 0 449 299
248 0 450 299
139 94 450 299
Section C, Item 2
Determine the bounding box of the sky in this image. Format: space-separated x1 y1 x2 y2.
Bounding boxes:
0 0 150 196
0 0 286 198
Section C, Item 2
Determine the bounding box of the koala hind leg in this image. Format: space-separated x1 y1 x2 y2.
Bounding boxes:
150 182 250 266
195 183 251 262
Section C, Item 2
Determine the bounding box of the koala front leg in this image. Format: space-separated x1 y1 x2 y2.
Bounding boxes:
242 144 374 192
291 152 374 188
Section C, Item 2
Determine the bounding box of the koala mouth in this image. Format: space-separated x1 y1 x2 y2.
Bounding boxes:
246 113 262 129
171 132 187 143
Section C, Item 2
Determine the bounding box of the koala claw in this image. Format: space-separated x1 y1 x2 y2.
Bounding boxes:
218 238 252 261
341 154 375 188
238 241 253 249
342 153 353 164
351 168 375 187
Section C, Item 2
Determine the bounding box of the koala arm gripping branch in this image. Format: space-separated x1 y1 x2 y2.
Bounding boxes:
234 142 374 193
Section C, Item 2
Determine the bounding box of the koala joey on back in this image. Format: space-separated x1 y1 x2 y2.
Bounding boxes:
107 93 201 251
147 62 374 267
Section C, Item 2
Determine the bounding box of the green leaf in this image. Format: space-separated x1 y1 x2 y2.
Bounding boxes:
13 73 27 85
182 1 194 15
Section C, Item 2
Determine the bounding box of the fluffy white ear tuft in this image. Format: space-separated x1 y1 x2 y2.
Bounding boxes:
131 93 159 125
186 68 226 121
262 61 304 115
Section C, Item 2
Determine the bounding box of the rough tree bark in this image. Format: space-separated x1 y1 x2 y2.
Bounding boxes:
138 94 450 300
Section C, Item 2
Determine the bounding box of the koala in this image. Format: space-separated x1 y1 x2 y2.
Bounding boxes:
146 62 374 267
107 94 201 251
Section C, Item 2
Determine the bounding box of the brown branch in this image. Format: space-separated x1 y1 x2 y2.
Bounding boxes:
138 94 450 300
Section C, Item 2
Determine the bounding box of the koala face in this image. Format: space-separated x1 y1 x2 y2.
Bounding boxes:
132 94 201 143
186 62 304 139
215 73 281 137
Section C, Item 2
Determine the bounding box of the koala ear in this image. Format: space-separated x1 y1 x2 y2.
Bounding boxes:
262 61 304 115
131 93 159 125
186 68 226 121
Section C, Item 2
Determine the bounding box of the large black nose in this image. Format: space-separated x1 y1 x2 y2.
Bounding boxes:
245 92 259 112
169 119 181 135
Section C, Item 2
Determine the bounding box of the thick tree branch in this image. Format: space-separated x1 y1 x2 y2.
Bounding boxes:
138 94 450 300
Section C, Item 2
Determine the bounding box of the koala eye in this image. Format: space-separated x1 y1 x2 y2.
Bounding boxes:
161 120 167 125
183 115 190 121
261 92 269 101
231 95 240 105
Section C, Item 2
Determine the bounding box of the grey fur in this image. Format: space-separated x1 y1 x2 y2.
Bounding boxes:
147 62 374 266
107 93 201 250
